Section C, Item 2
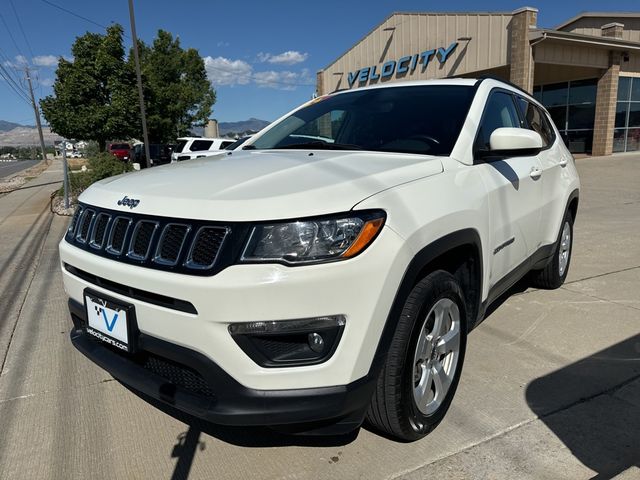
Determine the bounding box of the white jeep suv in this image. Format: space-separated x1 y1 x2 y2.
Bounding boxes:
60 78 579 441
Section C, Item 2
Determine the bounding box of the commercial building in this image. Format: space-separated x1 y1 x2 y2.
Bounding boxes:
316 8 640 155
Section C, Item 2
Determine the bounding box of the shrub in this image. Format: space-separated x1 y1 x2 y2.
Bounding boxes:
59 152 133 197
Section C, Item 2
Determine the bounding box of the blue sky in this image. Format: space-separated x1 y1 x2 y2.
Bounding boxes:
1 0 638 126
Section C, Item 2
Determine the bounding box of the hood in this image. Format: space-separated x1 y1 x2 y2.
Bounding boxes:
80 150 443 221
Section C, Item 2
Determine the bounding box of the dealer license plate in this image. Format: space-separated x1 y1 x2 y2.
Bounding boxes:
85 292 131 352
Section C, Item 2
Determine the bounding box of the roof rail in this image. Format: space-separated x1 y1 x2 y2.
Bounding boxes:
474 75 532 96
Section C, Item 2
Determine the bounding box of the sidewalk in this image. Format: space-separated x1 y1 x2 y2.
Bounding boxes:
0 159 63 368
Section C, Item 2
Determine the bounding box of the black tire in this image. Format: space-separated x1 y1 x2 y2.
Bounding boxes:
530 211 574 289
366 270 468 441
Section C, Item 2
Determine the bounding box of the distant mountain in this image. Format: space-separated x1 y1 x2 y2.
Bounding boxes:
219 118 270 136
190 118 270 137
0 120 32 132
0 125 62 146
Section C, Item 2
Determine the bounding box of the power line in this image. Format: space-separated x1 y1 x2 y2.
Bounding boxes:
0 45 32 102
0 66 32 105
8 0 35 59
0 13 24 58
40 0 120 34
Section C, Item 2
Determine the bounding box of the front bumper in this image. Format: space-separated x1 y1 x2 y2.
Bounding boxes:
68 299 376 431
60 225 410 390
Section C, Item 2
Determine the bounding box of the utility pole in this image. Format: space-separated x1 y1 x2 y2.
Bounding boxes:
128 0 151 169
25 66 48 164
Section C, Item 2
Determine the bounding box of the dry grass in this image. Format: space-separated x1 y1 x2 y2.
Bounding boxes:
67 158 89 171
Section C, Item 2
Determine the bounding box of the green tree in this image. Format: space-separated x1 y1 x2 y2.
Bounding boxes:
136 30 216 143
40 25 139 151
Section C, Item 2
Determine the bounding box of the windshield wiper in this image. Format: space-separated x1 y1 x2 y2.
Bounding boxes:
277 141 363 151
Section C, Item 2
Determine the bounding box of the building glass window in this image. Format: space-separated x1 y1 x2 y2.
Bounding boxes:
614 76 640 152
535 78 597 154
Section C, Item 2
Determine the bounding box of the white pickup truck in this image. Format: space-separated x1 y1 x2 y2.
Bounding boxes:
60 78 579 441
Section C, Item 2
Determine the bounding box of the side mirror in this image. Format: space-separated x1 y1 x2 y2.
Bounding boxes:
489 128 543 155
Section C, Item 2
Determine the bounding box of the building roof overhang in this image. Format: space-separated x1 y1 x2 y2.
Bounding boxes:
530 29 640 52
555 12 640 31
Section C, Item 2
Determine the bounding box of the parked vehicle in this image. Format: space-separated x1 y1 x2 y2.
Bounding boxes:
171 137 235 162
60 78 579 441
132 143 172 167
107 143 131 162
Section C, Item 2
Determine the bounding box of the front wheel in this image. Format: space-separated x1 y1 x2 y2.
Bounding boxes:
366 270 468 441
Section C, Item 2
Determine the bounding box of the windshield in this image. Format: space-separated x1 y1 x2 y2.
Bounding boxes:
250 85 475 156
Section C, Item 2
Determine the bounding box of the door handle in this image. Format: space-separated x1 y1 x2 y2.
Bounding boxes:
530 167 542 180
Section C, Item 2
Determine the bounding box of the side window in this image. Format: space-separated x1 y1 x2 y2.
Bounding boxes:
220 141 233 149
518 98 556 147
190 140 214 151
475 92 521 152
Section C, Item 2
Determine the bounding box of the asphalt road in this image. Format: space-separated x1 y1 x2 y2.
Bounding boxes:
0 155 638 479
0 159 39 180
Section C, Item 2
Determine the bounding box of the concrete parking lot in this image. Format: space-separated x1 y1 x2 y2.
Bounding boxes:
0 154 638 479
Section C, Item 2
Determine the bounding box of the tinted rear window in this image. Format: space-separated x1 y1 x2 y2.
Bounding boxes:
190 140 214 151
110 144 129 150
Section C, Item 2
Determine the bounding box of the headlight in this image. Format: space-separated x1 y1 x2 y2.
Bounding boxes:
240 211 385 264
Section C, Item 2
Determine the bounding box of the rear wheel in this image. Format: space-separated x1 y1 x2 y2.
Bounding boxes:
531 211 573 289
366 270 467 441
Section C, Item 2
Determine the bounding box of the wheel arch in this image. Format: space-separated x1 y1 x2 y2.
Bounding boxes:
368 229 483 377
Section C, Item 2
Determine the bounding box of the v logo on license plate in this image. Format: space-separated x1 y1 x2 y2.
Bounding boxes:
101 309 119 332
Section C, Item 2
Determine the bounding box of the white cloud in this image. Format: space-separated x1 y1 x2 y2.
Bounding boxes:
204 56 252 86
38 77 54 87
257 50 308 65
216 41 230 48
253 69 312 91
2 55 28 68
32 55 58 67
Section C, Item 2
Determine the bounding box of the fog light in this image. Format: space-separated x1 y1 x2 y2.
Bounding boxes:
228 315 345 367
308 332 325 353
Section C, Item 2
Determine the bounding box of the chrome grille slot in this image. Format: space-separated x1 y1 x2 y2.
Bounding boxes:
187 227 228 269
67 206 83 235
106 217 131 255
76 209 95 244
89 213 111 249
128 220 158 260
154 224 190 266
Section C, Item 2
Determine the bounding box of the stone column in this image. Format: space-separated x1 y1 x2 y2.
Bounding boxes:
592 52 621 157
316 70 325 96
509 7 538 93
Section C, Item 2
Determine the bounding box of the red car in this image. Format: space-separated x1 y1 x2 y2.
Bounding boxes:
107 143 131 162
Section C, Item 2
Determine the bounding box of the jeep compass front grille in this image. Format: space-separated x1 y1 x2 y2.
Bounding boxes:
66 204 233 276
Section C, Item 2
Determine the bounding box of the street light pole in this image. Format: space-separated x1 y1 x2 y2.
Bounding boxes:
128 0 151 169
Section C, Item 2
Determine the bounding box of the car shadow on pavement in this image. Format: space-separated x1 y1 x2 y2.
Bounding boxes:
525 334 640 479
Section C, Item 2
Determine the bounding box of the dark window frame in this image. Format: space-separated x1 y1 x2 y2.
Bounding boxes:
473 87 530 162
